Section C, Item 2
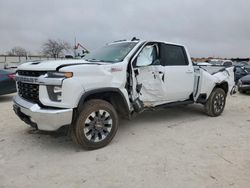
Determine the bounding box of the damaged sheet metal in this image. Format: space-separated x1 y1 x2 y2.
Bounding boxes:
135 66 167 105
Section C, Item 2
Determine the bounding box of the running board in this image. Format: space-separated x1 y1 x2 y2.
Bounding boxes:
155 100 194 109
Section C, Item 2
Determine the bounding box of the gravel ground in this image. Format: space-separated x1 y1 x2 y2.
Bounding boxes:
0 93 250 188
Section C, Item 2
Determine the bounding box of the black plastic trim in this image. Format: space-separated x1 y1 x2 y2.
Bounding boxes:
56 63 101 71
77 87 130 116
196 93 207 104
13 104 38 129
154 99 194 109
194 76 200 97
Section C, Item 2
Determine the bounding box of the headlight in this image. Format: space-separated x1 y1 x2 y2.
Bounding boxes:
47 72 73 78
45 72 73 102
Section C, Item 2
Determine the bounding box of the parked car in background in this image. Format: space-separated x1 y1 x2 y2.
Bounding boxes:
0 69 16 96
245 65 250 72
209 59 223 66
222 60 233 67
238 75 250 93
209 59 233 67
195 62 212 66
4 62 19 69
233 61 249 66
234 65 249 83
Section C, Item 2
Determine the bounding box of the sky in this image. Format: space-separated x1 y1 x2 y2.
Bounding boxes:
0 0 249 58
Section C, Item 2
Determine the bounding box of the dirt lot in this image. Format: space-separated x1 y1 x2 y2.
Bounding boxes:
0 93 250 188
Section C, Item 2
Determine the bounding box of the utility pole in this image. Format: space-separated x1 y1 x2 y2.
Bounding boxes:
74 37 77 58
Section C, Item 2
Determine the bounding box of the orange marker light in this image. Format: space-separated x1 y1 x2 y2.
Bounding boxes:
64 72 73 78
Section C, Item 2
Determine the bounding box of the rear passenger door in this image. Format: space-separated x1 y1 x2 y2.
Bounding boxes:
160 43 194 102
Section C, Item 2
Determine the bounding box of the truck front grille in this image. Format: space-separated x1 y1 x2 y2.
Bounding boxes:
17 70 47 77
17 82 39 103
17 70 47 103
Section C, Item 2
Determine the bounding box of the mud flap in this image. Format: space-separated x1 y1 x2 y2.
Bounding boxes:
132 98 144 113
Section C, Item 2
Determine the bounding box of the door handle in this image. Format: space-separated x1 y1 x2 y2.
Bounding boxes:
152 71 165 81
158 71 165 81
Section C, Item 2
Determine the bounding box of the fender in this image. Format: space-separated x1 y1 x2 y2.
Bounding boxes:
77 87 131 118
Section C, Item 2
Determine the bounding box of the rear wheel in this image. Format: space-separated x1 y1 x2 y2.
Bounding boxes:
72 99 118 150
205 88 226 117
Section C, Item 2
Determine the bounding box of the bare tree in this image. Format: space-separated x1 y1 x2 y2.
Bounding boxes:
8 46 28 56
42 39 71 58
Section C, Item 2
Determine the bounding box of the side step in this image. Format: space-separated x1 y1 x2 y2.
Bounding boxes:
155 100 194 109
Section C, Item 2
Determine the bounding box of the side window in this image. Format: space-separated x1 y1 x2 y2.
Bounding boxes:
160 44 188 66
235 67 242 74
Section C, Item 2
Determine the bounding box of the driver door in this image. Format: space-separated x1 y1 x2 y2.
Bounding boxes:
133 44 167 106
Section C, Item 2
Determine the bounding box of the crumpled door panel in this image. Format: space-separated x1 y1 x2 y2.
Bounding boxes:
135 65 167 104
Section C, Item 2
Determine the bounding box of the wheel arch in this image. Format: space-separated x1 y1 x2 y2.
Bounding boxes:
215 81 229 94
77 88 131 119
203 81 229 104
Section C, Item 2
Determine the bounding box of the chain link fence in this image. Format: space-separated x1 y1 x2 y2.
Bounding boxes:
0 55 63 69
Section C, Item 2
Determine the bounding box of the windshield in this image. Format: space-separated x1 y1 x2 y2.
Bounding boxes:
83 42 138 63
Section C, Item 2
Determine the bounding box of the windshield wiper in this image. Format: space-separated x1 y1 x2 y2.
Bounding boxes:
85 58 100 62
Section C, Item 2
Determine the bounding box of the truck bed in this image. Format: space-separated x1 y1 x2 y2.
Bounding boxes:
194 65 228 75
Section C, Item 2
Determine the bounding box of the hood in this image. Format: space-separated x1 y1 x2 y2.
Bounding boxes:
17 59 98 71
240 75 250 82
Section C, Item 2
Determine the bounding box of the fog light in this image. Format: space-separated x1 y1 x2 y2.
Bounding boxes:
57 95 62 101
54 86 62 101
54 86 62 93
47 86 62 102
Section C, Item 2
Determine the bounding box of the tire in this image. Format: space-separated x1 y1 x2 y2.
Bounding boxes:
72 99 118 150
205 88 226 117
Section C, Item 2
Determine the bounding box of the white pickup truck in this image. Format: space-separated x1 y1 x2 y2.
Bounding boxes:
13 39 235 149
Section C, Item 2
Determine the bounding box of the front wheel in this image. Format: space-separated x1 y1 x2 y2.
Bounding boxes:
72 99 118 150
204 88 226 117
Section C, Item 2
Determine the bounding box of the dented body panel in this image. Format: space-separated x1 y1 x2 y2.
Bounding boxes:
131 42 235 108
193 66 234 101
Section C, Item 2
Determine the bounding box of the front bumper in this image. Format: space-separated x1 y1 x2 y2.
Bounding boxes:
13 95 73 131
